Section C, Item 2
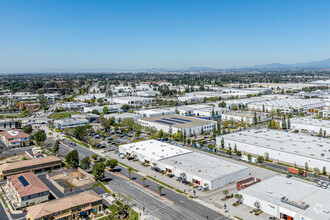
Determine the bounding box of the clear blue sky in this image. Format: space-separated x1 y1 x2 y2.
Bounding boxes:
1 0 330 72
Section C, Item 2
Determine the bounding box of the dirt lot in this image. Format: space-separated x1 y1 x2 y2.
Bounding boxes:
52 170 95 188
0 153 29 165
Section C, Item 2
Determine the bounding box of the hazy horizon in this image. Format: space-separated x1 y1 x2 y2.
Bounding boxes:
1 0 330 72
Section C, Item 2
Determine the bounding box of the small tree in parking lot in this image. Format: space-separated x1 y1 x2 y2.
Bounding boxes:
180 172 186 180
66 150 79 168
92 162 105 181
223 190 229 198
80 156 91 170
106 159 118 171
53 140 60 154
158 186 163 196
254 201 261 212
91 154 98 161
257 156 264 164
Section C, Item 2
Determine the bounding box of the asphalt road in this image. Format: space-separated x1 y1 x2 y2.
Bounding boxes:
58 138 230 220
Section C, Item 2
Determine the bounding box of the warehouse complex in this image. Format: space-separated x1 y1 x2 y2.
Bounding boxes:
221 111 268 124
138 114 217 135
158 152 249 190
290 117 330 135
119 140 192 165
218 129 330 171
135 109 175 117
240 175 330 220
247 98 325 113
119 140 249 190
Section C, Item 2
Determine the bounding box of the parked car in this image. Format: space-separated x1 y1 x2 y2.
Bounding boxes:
176 177 182 181
286 174 292 178
168 174 174 178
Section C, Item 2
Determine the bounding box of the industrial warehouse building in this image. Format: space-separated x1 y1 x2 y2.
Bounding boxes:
221 111 268 124
104 112 142 123
135 109 175 117
119 140 249 190
158 152 249 190
119 140 192 165
247 98 325 113
138 114 217 135
240 175 330 220
218 129 330 171
290 117 330 135
112 96 155 105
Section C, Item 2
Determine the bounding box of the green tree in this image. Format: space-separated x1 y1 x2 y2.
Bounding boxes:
80 156 91 170
91 154 98 161
23 125 33 134
218 102 226 108
127 167 133 179
141 177 147 187
66 150 79 167
106 159 118 171
158 186 163 196
223 190 229 198
257 156 264 164
322 166 327 175
92 162 105 181
92 109 100 115
73 126 87 141
97 98 103 103
33 130 46 145
248 154 252 162
53 139 60 154
103 106 108 114
221 137 225 148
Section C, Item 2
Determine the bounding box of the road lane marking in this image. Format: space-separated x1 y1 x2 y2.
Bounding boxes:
108 171 174 204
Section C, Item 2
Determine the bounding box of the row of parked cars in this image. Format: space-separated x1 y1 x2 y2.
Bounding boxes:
317 180 330 189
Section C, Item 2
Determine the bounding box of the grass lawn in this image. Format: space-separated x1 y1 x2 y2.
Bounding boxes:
0 113 20 119
128 209 139 220
49 112 79 119
108 204 118 213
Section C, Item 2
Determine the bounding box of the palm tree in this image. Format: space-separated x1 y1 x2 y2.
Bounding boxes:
223 190 229 198
127 167 133 179
141 177 147 187
254 201 261 212
158 186 163 196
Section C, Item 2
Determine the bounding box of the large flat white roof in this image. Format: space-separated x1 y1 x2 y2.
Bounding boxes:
241 175 330 219
139 114 216 129
250 98 325 108
159 152 248 181
290 117 330 128
223 129 330 162
120 140 192 161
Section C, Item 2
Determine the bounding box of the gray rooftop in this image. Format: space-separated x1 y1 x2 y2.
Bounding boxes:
139 114 216 129
223 129 330 162
251 98 325 108
159 152 248 181
241 175 330 219
290 117 330 128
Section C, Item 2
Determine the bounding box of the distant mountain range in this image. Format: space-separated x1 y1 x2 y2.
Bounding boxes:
246 58 330 69
141 58 330 72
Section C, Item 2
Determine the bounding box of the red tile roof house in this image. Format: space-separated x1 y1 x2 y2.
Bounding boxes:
5 172 50 209
0 129 30 149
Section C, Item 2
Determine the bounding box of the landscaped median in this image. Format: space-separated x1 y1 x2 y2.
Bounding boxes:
146 175 191 197
64 135 90 149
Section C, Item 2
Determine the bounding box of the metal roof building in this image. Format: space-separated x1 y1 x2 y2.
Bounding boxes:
218 129 330 171
240 175 330 220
